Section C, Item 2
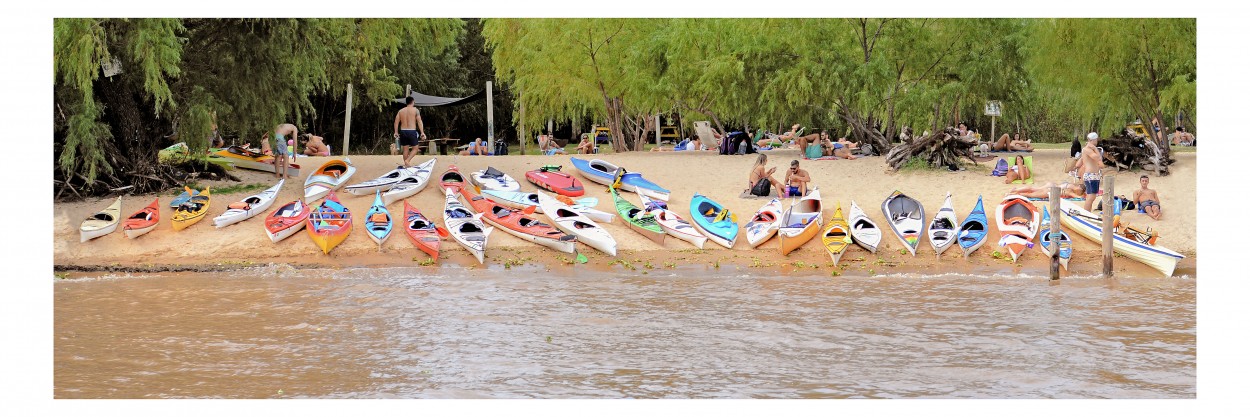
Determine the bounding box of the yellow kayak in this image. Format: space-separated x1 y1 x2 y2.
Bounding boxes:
821 203 852 264
172 186 211 231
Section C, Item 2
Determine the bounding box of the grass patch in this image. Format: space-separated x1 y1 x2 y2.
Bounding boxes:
214 183 270 195
898 156 935 172
55 272 69 279
169 182 204 196
415 257 436 266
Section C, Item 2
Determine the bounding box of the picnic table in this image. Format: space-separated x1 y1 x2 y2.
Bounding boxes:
423 138 461 155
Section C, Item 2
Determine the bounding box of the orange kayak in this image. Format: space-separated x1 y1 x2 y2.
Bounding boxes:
123 198 160 239
403 201 441 261
458 187 576 253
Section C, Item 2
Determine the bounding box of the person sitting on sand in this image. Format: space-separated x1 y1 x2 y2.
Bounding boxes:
1133 175 1163 220
302 134 330 156
785 159 811 197
1008 182 1085 200
747 154 785 197
1003 155 1031 184
459 138 490 156
1170 126 1195 146
576 134 595 154
537 135 567 155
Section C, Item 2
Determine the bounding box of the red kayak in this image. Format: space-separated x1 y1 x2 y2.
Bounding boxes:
403 201 442 261
457 187 577 253
440 165 467 196
123 198 160 239
265 199 309 243
525 165 584 197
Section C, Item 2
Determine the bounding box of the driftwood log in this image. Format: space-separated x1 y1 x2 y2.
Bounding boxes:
1098 131 1175 176
886 127 978 170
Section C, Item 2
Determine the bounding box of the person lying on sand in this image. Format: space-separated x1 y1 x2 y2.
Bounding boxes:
747 154 785 197
302 134 330 156
993 133 1034 152
1133 175 1163 220
832 136 858 160
1008 182 1085 200
459 138 490 156
1003 155 1031 184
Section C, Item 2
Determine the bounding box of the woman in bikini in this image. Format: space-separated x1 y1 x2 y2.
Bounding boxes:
1003 155 1031 184
747 154 785 197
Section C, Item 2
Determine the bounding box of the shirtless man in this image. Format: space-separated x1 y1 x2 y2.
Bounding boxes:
1009 181 1084 200
1076 132 1106 212
1133 175 1162 220
784 159 811 197
302 134 329 156
272 123 298 179
459 137 490 156
393 97 428 167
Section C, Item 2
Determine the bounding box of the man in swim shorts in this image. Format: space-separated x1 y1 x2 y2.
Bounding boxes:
785 159 811 197
1076 132 1105 212
1133 175 1163 220
272 123 298 179
393 96 427 167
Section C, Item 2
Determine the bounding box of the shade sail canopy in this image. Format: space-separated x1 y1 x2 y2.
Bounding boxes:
393 90 486 107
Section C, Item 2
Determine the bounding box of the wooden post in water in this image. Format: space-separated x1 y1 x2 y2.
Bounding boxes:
486 81 495 152
342 83 353 157
1049 185 1061 280
1102 176 1115 277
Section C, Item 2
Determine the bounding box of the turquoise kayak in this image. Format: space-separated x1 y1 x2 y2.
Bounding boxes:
689 193 738 248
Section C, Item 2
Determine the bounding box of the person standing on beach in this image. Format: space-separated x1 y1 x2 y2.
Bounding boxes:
1076 132 1105 212
272 123 298 179
393 97 427 167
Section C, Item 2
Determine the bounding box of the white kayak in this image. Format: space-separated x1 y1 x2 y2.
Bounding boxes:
881 190 925 256
482 190 614 223
848 200 882 253
537 192 618 256
304 159 357 201
443 188 492 264
345 165 414 196
381 158 437 205
469 166 521 192
639 193 707 249
80 196 122 242
1060 199 1183 277
213 180 283 228
927 192 959 257
744 198 784 248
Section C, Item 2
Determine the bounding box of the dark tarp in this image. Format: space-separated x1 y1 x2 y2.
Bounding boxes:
393 90 486 107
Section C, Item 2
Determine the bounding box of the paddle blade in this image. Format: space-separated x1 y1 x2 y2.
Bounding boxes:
435 226 450 238
556 195 575 205
522 205 536 215
576 252 588 264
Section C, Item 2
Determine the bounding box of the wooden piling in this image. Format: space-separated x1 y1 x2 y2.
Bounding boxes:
1102 176 1115 277
1049 185 1061 280
342 83 353 157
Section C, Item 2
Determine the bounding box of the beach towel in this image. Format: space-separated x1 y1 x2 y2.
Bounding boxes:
991 158 1009 176
803 155 839 161
1010 156 1034 184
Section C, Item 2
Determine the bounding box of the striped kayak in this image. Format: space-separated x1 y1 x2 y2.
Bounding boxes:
639 193 706 249
80 196 122 242
482 190 612 223
744 198 784 248
538 192 618 256
123 198 160 239
996 194 1040 262
172 187 211 231
848 200 882 253
1060 199 1183 276
459 187 577 253
364 190 393 247
306 191 352 254
304 159 357 201
404 201 442 261
881 190 925 256
443 188 491 264
346 165 415 196
610 185 665 244
927 192 959 257
957 195 989 258
213 180 282 228
1037 205 1073 270
821 203 851 264
381 158 436 205
265 199 309 243
571 157 671 201
779 188 822 255
689 193 738 249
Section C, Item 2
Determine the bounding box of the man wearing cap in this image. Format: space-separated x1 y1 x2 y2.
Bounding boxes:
1076 132 1105 212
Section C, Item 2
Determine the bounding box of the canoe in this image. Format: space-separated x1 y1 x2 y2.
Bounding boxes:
212 180 283 228
123 198 160 239
459 187 577 253
744 198 784 248
482 190 614 223
570 157 671 201
927 192 959 257
1037 205 1073 270
1059 199 1184 276
403 201 442 261
996 194 1040 262
303 159 357 201
440 165 468 196
364 190 392 247
610 185 666 244
172 187 211 231
306 191 352 254
881 190 925 256
469 166 521 192
957 195 989 258
689 193 739 249
345 165 414 196
526 165 585 197
209 145 301 177
821 203 852 264
537 192 618 256
848 200 882 253
779 188 823 255
443 189 491 264
639 193 707 249
265 199 309 243
381 158 437 205
170 187 199 208
80 196 122 242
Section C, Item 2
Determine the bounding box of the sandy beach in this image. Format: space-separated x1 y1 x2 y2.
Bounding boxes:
53 148 1197 278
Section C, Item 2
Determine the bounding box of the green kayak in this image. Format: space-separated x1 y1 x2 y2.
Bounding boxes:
611 185 665 244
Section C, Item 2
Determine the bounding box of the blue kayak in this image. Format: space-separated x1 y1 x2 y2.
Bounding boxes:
570 157 670 201
364 190 393 247
689 193 739 248
957 195 988 258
